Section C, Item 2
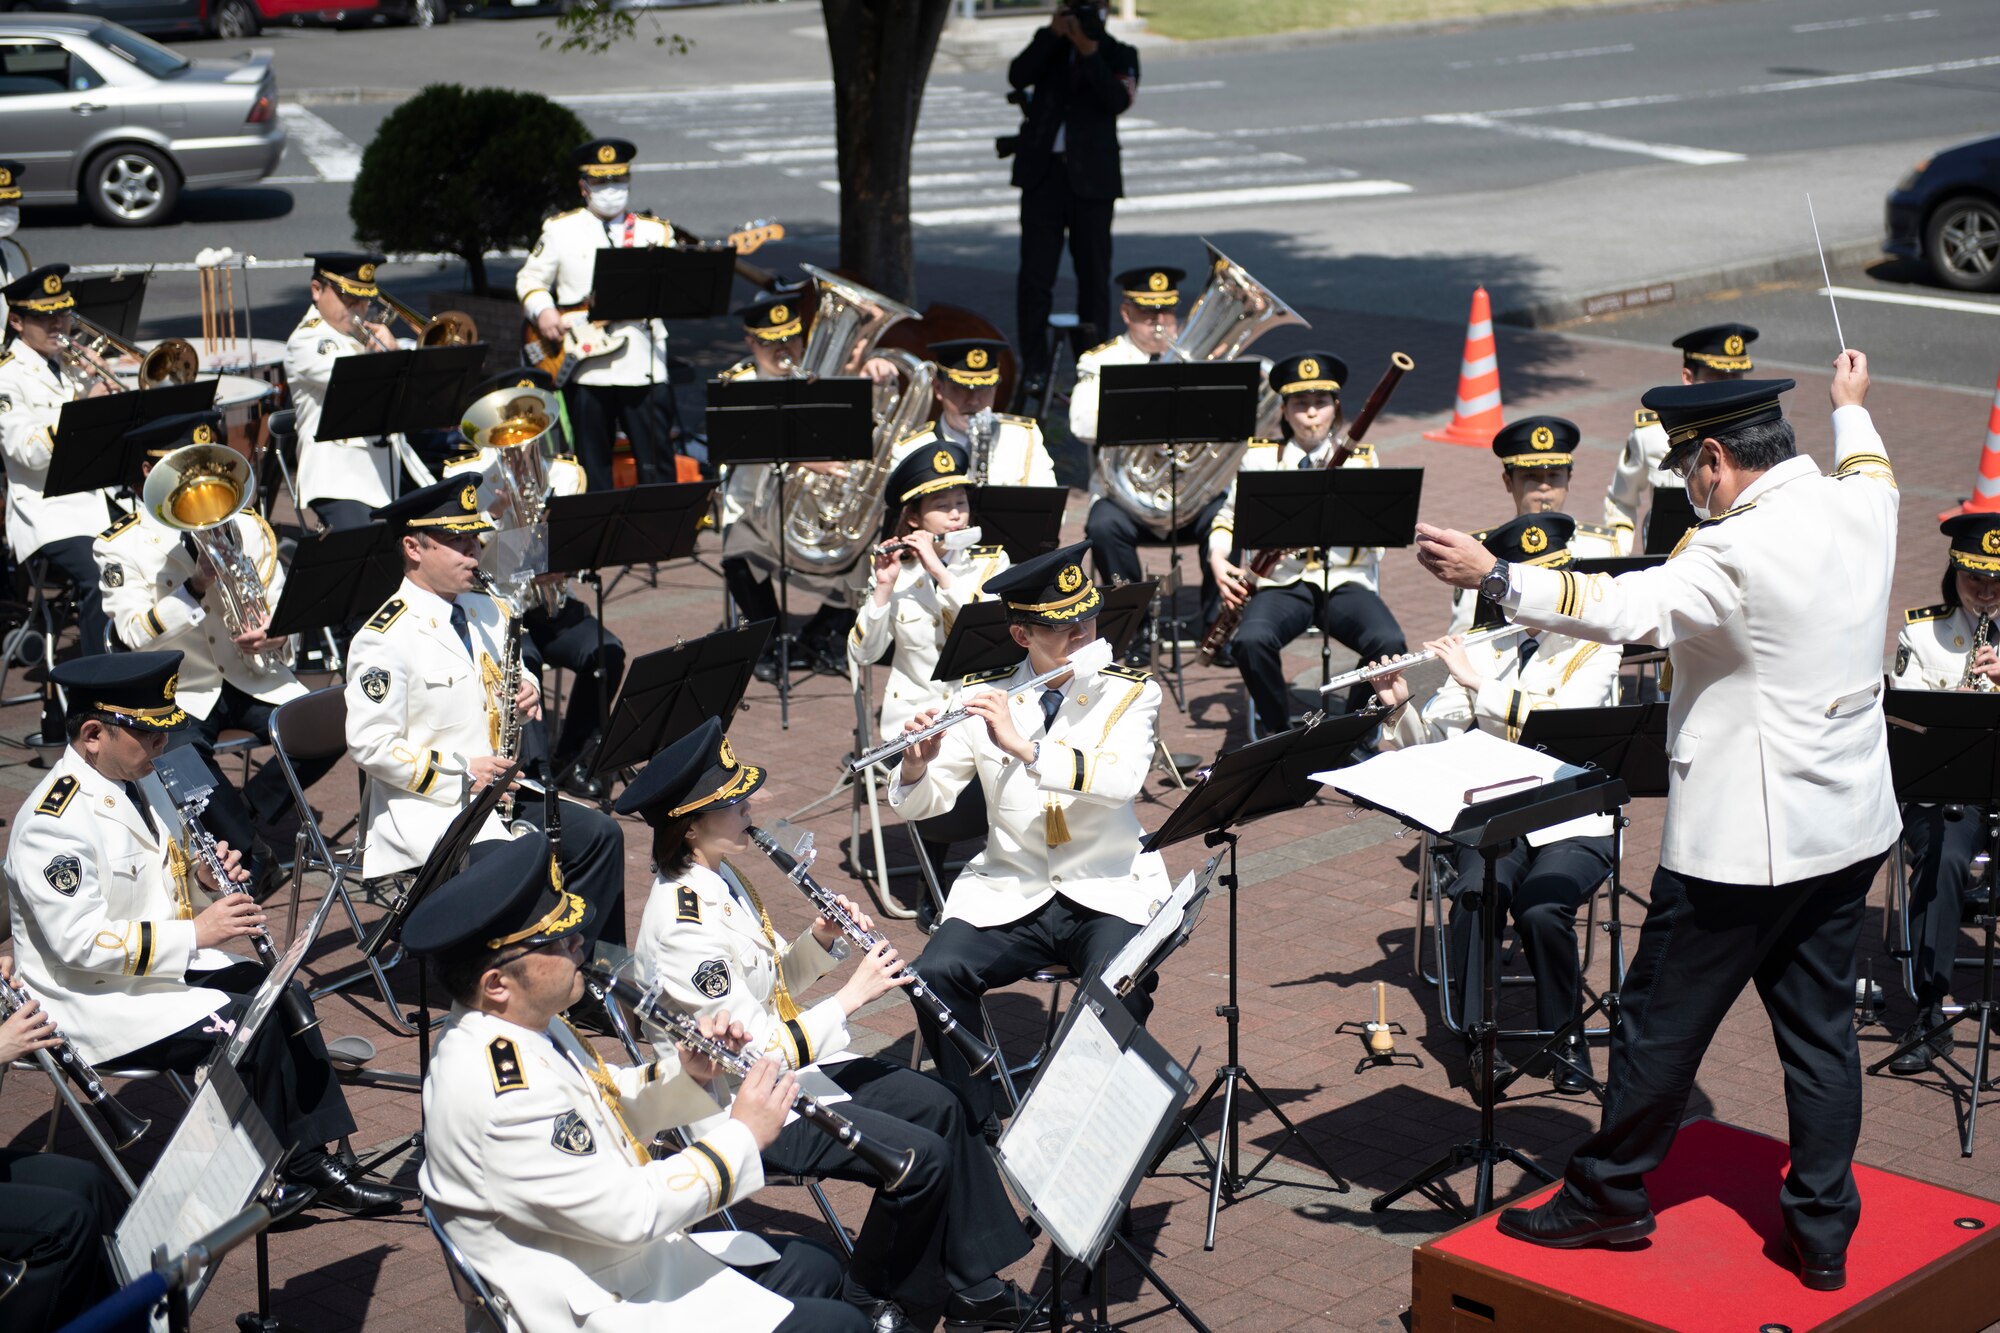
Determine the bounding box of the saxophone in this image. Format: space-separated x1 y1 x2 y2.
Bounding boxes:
1967 613 1996 692
475 572 534 832
964 407 999 484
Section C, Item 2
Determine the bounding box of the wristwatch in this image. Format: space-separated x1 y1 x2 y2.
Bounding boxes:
1478 558 1511 604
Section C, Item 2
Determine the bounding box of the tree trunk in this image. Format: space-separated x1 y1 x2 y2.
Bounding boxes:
461 246 490 298
823 0 951 305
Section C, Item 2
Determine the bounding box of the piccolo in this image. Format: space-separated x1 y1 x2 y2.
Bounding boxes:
0 968 150 1149
747 826 997 1073
1317 623 1530 696
581 964 917 1190
845 637 1114 773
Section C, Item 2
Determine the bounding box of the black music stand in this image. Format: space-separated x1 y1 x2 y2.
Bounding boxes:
70 271 149 341
1368 770 1629 1219
1233 468 1424 711
45 379 220 498
1642 485 1697 555
928 589 1154 688
264 522 402 640
594 620 772 777
706 377 875 727
320 345 487 498
588 246 735 324
1142 711 1373 1248
970 484 1068 562
1868 689 2000 1155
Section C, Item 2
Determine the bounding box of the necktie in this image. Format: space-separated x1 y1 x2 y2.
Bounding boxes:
448 602 474 660
1517 638 1540 671
1040 688 1063 733
122 781 158 838
1298 454 1315 470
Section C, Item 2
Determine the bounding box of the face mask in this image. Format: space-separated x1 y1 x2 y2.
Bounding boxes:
0 206 17 239
1687 453 1715 520
585 184 628 220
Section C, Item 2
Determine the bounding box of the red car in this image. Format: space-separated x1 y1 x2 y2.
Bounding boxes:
15 0 450 41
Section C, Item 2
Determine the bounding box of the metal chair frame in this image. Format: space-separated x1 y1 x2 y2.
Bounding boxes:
424 1200 516 1333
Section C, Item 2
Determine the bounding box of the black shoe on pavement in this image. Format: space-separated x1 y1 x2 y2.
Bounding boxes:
1795 1246 1847 1292
1465 1040 1516 1101
945 1279 1050 1331
861 1298 919 1333
1495 1189 1656 1249
1888 1021 1937 1076
560 767 607 802
284 1150 407 1217
1550 1034 1594 1096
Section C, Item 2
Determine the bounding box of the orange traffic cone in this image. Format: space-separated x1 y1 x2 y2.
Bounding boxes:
1424 287 1505 448
1939 366 2000 521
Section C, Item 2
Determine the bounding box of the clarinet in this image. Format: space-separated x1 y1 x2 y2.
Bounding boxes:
581 964 917 1190
177 788 320 1037
747 826 998 1073
0 968 150 1149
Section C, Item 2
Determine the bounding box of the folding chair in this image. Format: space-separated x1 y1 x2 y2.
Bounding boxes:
424 1201 515 1333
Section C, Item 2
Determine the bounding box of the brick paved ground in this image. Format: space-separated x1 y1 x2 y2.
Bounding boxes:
6 298 2000 1332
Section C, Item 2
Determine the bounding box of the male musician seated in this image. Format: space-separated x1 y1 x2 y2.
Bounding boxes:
1448 417 1622 633
0 263 117 658
1369 515 1621 1095
444 367 625 798
1072 265 1227 664
517 137 678 493
1604 323 1759 554
895 542 1170 1133
1208 352 1408 733
406 833 868 1333
286 252 412 534
3 651 400 1215
343 478 625 949
890 338 1058 488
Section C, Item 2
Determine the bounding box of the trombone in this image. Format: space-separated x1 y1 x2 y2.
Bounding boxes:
362 287 478 350
55 312 198 394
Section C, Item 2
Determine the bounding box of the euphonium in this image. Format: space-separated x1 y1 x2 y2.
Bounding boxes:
1967 614 1997 692
143 443 293 674
460 380 570 615
55 313 198 393
1093 240 1309 538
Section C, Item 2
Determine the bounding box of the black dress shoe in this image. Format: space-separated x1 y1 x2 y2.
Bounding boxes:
1464 1040 1516 1100
560 768 607 802
1796 1246 1846 1291
1888 1021 1937 1075
946 1279 1050 1331
1496 1189 1655 1248
1550 1035 1594 1096
861 1298 918 1333
283 1151 406 1217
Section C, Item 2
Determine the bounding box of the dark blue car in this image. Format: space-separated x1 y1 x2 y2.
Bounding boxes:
1885 132 2000 293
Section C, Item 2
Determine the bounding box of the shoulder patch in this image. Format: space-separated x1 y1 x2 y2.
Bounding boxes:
676 885 701 924
1695 501 1757 529
103 562 124 587
360 666 391 702
488 1037 527 1095
42 854 81 897
364 598 407 634
1102 663 1153 682
1905 603 1953 625
1634 409 1659 427
35 775 78 818
99 511 141 541
551 1109 597 1156
692 957 731 1000
962 665 1015 685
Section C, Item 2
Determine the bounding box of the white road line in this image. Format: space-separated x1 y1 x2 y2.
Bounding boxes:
1142 79 1228 93
740 126 1209 166
1819 286 2000 316
911 180 1411 227
1792 9 1938 33
554 79 837 104
1449 43 1634 70
897 153 1306 190
276 105 363 183
706 119 1163 152
1424 113 1745 165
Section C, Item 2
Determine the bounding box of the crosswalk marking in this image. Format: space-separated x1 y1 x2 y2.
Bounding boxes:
276 105 363 183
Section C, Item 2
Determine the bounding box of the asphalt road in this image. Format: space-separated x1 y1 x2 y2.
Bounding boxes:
16 0 2000 385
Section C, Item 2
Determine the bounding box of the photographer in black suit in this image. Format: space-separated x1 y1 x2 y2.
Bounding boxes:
1006 1 1140 399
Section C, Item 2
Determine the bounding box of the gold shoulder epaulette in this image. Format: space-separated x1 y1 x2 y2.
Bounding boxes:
635 210 665 222
1696 501 1757 529
721 357 755 382
0 349 14 368
1080 337 1121 359
1469 528 1491 543
1248 437 1282 450
996 412 1038 428
676 885 701 924
1575 521 1615 538
962 665 1014 685
99 511 141 541
363 598 407 634
300 315 322 330
968 543 1005 558
1906 603 1953 625
442 448 481 468
1102 663 1152 682
488 1037 527 1094
896 422 939 450
35 775 78 818
546 206 585 223
1634 409 1659 428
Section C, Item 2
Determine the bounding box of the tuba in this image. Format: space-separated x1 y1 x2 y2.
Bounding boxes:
741 265 922 576
1093 241 1308 538
55 313 199 394
143 443 293 674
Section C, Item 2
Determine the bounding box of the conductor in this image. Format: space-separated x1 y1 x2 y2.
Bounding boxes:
1410 352 1898 1293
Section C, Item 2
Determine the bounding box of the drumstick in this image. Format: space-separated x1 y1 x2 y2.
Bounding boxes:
1806 194 1846 351
224 266 236 349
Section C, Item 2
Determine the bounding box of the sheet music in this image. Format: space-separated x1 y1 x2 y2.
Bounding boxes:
1314 728 1587 836
1103 856 1218 995
998 1005 1176 1261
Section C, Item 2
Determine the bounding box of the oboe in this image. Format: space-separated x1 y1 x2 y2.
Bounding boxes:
747 826 997 1073
0 968 150 1149
581 964 916 1190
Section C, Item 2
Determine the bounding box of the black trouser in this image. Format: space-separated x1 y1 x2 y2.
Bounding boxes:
916 894 1151 1125
113 960 354 1156
1231 579 1407 732
1562 850 1887 1255
753 1237 870 1333
32 534 109 657
187 681 340 858
1902 803 1985 1006
1085 491 1227 637
563 381 672 492
762 1057 1030 1305
0 1149 124 1332
1446 834 1615 1034
469 799 626 948
522 596 625 777
724 554 782 626
1016 163 1115 379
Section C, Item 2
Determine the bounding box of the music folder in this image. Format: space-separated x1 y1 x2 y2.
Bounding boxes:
46 379 221 498
589 246 736 323
319 343 487 441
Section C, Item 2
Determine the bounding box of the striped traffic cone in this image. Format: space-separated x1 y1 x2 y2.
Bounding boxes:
1939 366 2000 520
1424 287 1506 447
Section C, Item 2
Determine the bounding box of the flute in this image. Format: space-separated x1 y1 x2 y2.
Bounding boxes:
0 968 150 1149
871 526 984 560
581 964 917 1190
1317 623 1531 696
845 637 1114 773
747 826 996 1073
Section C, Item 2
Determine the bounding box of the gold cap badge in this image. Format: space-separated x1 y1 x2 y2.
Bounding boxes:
1299 357 1319 381
358 262 376 283
162 672 179 701
1724 334 1745 356
966 348 990 370
770 304 789 325
597 144 616 164
1984 530 2000 556
460 483 479 511
1522 526 1548 554
718 736 737 770
551 857 565 893
1148 271 1169 291
1057 565 1083 593
192 424 214 445
42 274 60 295
933 449 957 474
1531 425 1555 450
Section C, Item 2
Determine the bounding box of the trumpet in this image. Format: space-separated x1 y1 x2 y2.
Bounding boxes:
0 965 150 1150
144 444 293 674
55 312 198 393
845 637 1114 774
362 287 479 350
747 826 997 1074
1317 623 1531 697
582 962 917 1190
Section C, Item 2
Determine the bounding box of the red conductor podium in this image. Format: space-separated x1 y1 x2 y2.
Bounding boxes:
1412 1118 2000 1332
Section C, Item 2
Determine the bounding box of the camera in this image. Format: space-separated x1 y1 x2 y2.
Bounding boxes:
1064 0 1107 41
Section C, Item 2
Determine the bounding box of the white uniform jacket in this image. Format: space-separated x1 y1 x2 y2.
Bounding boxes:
1379 628 1621 843
848 542 1012 743
420 1007 787 1333
286 307 397 510
442 441 586 611
1069 333 1148 450
3 747 239 1063
635 860 850 1084
1505 405 1899 884
516 208 672 387
1446 523 1623 634
1209 437 1383 592
93 508 306 718
1604 409 1675 555
891 415 1058 488
1893 602 1981 691
889 658 1171 927
0 346 115 561
345 578 512 878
